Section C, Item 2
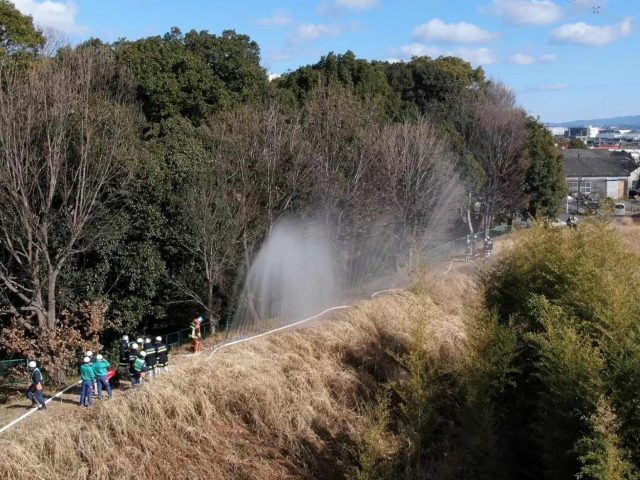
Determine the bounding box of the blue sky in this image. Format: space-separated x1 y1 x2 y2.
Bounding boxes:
12 0 639 123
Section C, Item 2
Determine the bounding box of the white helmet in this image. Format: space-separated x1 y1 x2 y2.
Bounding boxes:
144 338 151 344
86 351 93 357
96 354 103 360
122 335 129 341
131 343 139 350
83 356 91 363
28 361 37 369
136 337 143 343
155 336 162 342
140 351 147 357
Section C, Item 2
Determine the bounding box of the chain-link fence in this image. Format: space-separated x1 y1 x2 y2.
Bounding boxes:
0 359 27 386
426 224 516 263
163 321 215 350
0 358 52 394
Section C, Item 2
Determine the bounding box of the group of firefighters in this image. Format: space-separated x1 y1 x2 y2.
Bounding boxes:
465 234 494 263
25 316 206 410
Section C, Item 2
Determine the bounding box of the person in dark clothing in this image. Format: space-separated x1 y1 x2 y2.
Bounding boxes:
483 237 494 257
26 361 46 410
119 335 130 380
144 337 157 380
128 342 139 384
154 336 169 375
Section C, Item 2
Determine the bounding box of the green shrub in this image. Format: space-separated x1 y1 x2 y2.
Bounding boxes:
481 223 640 478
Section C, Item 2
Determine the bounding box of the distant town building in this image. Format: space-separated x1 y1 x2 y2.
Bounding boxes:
562 149 640 201
596 129 640 143
564 126 600 141
565 127 588 141
547 126 567 136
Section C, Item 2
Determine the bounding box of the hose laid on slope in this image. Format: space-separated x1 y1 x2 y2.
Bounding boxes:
0 380 81 436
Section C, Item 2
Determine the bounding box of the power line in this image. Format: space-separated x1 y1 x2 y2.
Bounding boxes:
563 0 624 22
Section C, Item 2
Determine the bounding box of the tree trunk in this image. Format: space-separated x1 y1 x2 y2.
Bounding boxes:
46 270 58 331
206 277 216 330
466 207 475 234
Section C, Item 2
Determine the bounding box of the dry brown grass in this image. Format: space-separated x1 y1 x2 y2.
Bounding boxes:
0 287 464 480
610 218 640 257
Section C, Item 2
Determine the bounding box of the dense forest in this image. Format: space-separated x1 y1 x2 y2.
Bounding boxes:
0 1 565 375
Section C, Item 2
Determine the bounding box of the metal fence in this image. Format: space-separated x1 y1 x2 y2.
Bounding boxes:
0 359 27 383
162 320 216 350
426 224 516 263
0 358 52 388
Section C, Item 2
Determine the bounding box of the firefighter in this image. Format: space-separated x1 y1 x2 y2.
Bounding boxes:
483 236 494 258
93 354 113 400
128 342 139 386
189 316 203 353
79 357 95 407
465 234 472 263
132 351 147 387
119 335 130 380
144 337 157 379
136 338 145 353
85 350 98 398
26 361 46 410
154 336 169 375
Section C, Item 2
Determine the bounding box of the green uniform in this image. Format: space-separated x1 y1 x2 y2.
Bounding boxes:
80 363 96 382
92 359 110 377
134 357 146 373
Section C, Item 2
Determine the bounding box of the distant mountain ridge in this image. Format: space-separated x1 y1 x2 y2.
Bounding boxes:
547 115 640 128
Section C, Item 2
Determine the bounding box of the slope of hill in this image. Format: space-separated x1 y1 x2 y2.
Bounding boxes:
0 268 472 480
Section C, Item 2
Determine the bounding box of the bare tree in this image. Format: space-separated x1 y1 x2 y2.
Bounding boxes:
0 49 136 363
468 83 528 232
174 105 313 326
302 87 384 239
378 118 462 248
175 162 243 326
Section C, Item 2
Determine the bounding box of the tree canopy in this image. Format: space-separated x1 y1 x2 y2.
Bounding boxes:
0 0 44 65
0 26 562 377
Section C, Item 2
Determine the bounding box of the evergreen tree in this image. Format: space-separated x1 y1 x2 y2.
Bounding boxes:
524 118 566 217
0 0 44 65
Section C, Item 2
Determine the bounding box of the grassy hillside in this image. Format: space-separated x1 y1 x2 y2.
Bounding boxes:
0 271 471 480
7 222 637 480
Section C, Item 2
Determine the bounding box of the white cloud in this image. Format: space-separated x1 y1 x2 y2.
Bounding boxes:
268 73 282 81
511 52 558 64
255 11 293 27
335 0 377 10
455 47 497 65
488 0 564 26
395 44 496 65
551 18 633 47
13 0 87 35
290 23 341 43
412 19 498 43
